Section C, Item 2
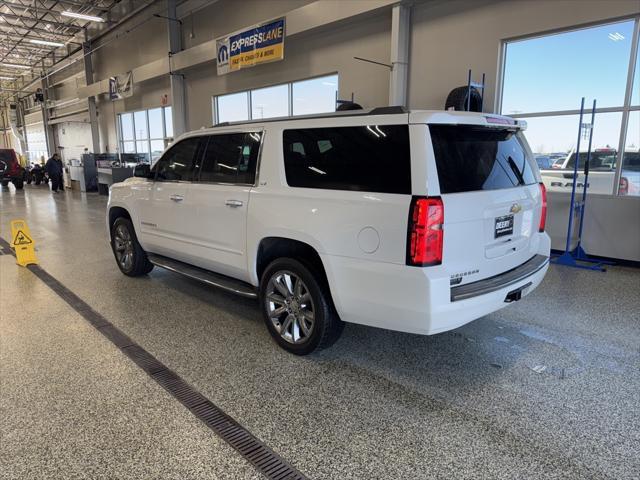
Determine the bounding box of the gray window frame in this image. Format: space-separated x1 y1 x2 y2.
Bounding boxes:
212 73 339 125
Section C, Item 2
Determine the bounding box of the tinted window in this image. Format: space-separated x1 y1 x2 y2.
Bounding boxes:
283 125 410 194
199 132 262 184
153 137 202 181
430 125 538 194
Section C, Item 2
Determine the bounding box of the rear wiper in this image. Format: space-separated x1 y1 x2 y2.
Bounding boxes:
507 156 525 185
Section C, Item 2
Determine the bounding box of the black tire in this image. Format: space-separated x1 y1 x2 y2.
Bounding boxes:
1 180 9 187
35 178 41 185
110 217 154 276
445 86 483 112
259 257 344 355
12 178 24 190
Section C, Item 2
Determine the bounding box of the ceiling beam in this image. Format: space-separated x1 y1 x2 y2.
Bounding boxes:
0 9 83 30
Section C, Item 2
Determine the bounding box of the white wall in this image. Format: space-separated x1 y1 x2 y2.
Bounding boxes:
55 121 93 161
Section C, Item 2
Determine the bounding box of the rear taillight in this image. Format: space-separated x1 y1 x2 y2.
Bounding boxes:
538 182 547 232
407 197 444 266
619 177 629 195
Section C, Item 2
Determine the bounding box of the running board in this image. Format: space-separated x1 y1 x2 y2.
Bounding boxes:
147 254 258 299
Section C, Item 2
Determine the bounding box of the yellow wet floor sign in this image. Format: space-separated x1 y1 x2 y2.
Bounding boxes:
9 219 38 266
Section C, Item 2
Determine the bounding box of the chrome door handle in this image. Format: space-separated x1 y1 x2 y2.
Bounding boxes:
170 194 184 202
225 199 243 207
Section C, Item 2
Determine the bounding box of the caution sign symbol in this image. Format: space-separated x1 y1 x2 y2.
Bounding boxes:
13 230 33 246
9 219 38 267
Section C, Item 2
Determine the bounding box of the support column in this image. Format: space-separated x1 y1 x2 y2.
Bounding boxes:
389 3 410 107
40 70 56 156
168 0 186 136
83 40 101 153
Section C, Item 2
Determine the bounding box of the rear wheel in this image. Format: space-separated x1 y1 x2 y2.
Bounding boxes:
12 178 24 190
110 217 153 276
260 257 343 355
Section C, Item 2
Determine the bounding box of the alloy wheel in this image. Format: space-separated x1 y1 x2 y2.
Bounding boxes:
113 224 134 271
265 270 315 344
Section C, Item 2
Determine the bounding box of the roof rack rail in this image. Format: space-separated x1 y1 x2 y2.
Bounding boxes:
211 106 408 128
369 106 407 115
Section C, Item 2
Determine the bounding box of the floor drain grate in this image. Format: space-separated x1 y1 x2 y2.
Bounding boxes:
0 236 309 480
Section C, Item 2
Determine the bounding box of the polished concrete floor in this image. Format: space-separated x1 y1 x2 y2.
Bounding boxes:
1 184 639 480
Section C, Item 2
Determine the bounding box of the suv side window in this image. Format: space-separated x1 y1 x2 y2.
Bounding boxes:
199 132 262 184
153 137 203 181
282 125 411 194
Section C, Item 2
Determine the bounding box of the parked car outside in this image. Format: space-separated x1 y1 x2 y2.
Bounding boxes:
107 108 550 354
540 149 640 195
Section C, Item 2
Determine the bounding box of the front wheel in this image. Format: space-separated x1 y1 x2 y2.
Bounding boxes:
110 217 153 276
260 258 343 355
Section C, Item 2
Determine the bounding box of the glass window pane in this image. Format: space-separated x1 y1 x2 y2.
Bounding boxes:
120 113 134 141
292 75 338 116
136 140 149 153
155 137 202 181
148 108 163 138
502 21 634 114
150 139 165 161
620 111 640 196
283 125 410 194
134 111 148 140
217 92 249 123
430 125 538 194
164 106 173 138
123 141 135 153
526 112 622 195
251 84 289 119
200 133 261 184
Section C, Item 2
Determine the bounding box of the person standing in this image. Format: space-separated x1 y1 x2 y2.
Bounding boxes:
45 153 64 193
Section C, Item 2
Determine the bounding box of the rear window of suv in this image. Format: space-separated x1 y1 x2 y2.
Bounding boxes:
430 125 538 194
283 125 411 194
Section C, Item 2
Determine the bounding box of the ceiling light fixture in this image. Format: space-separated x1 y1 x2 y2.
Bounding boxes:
0 76 15 80
30 39 65 47
1 63 31 69
61 11 105 22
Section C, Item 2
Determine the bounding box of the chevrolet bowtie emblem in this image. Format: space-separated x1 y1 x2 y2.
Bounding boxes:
510 203 522 214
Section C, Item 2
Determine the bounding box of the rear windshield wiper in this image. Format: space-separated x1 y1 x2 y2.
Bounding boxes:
507 156 525 185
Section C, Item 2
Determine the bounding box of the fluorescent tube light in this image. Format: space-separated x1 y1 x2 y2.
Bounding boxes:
29 39 65 47
61 11 105 22
1 63 31 69
0 76 16 80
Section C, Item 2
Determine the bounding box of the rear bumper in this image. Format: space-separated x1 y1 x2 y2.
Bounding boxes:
450 254 548 302
321 240 550 335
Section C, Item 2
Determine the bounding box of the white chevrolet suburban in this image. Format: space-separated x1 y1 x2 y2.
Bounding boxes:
107 107 551 355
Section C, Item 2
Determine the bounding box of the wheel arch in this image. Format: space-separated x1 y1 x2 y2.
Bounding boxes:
255 237 330 290
108 206 132 236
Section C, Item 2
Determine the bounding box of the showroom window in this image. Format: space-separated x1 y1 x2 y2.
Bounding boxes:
500 17 640 195
213 74 338 124
117 106 173 161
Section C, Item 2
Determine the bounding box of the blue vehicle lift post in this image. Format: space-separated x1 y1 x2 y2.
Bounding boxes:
551 98 613 271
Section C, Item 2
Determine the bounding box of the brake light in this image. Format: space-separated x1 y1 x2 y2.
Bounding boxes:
538 183 547 232
407 197 443 266
619 177 629 195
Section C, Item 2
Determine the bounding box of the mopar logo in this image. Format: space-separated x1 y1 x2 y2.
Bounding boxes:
218 44 228 63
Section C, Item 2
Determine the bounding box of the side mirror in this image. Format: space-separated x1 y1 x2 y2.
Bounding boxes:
133 164 151 178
